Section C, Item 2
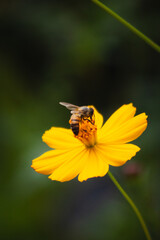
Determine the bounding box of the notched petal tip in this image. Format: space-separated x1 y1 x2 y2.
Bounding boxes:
99 106 148 144
144 113 148 120
96 143 141 167
78 169 109 182
78 176 89 182
48 175 60 182
42 130 49 142
128 103 134 106
78 172 108 182
31 164 35 170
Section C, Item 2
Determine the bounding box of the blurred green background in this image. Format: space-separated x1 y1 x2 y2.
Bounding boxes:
0 0 160 239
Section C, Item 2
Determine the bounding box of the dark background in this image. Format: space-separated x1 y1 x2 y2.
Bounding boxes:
0 0 160 239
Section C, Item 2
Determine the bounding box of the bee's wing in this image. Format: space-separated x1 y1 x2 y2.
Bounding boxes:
59 102 79 111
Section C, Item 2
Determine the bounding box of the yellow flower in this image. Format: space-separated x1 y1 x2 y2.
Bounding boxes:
31 103 147 182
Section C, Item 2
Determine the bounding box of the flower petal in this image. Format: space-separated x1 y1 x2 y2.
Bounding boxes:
49 147 87 182
99 103 136 137
99 112 148 144
89 105 103 129
95 143 140 167
31 146 84 175
78 148 109 182
42 127 82 149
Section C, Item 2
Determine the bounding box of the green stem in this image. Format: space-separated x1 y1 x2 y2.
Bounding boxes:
108 171 152 240
91 0 160 52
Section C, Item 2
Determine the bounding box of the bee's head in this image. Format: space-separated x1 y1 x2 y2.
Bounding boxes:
89 107 94 118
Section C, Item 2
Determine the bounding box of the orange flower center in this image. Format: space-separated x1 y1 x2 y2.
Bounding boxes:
75 118 97 148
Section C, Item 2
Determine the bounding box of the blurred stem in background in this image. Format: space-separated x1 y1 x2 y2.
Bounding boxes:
91 0 160 52
108 171 152 240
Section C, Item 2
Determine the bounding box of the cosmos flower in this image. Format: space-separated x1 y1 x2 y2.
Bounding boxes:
31 103 147 182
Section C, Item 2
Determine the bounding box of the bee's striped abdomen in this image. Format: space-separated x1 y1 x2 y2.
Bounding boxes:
70 116 80 135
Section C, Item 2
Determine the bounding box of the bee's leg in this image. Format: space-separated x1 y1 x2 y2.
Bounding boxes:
83 118 94 125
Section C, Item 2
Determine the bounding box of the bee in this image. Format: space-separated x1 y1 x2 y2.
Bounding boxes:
59 102 94 135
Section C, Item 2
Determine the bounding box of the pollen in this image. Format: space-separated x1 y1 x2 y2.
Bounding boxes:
75 118 97 148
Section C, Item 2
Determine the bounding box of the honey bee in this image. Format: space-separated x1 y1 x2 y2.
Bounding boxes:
59 102 94 135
